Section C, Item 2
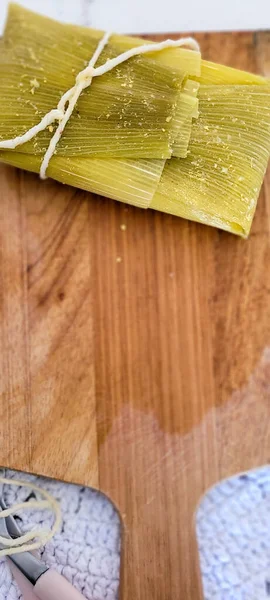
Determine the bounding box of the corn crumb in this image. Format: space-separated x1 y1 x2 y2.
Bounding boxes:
30 77 40 90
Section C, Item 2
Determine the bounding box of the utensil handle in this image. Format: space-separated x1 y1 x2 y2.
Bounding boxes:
8 561 40 600
34 569 86 600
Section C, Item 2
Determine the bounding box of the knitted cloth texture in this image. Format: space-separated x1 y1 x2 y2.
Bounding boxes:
0 466 269 599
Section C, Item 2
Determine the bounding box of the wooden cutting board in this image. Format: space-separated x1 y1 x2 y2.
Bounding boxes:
0 30 270 600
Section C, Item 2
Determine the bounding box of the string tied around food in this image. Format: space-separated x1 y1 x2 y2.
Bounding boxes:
0 33 200 179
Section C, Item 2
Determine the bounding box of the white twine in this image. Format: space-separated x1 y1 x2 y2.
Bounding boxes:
0 477 61 557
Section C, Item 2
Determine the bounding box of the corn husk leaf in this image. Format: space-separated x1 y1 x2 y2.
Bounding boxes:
0 4 201 159
151 84 270 236
173 80 200 157
0 150 165 209
197 59 269 86
0 5 269 238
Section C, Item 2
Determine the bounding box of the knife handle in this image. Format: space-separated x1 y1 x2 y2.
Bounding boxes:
9 561 40 600
34 569 86 600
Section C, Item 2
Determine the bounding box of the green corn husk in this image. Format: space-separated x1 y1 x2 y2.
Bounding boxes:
0 5 270 237
0 151 165 209
173 80 200 157
151 84 270 236
197 60 268 86
0 4 201 159
2 80 269 231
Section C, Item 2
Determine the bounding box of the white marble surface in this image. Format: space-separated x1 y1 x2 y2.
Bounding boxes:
1 0 270 34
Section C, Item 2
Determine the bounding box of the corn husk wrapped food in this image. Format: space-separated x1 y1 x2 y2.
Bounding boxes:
0 4 270 236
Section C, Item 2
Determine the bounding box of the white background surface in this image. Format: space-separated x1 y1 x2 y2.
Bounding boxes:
0 0 270 34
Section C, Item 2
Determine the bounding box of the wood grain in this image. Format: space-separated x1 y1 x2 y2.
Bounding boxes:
0 31 269 600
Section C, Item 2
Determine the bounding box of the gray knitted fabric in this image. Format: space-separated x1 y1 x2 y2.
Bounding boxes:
197 466 270 600
0 470 121 600
0 467 269 599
